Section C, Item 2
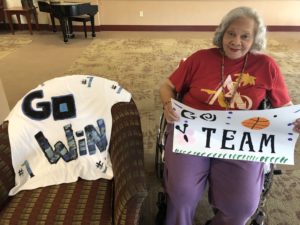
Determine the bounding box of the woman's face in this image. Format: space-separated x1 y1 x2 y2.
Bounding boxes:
222 16 256 59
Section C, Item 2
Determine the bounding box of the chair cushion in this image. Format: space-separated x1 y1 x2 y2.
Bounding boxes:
71 15 91 22
0 178 113 225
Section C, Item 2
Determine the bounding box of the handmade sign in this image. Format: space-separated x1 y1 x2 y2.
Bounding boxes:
172 99 300 165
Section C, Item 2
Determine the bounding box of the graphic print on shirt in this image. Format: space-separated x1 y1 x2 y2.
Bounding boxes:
18 77 110 178
201 72 256 109
34 118 108 164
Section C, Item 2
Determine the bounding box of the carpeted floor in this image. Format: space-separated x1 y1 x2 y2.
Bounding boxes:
0 36 32 60
0 31 299 225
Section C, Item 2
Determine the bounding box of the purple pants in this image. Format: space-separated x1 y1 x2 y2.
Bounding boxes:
164 125 264 225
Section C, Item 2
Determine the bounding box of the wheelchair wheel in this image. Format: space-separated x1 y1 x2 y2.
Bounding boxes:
155 141 164 181
155 114 167 181
250 211 266 225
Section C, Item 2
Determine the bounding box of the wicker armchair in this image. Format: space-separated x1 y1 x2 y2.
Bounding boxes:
0 100 148 225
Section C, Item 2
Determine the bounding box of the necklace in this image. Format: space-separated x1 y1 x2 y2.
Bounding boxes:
221 51 249 109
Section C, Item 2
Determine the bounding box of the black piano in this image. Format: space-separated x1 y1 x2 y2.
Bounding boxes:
38 1 98 42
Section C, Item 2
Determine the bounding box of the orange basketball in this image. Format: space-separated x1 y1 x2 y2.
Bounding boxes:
241 117 270 130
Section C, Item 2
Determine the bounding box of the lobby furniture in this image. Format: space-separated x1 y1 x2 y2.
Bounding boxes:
0 0 5 25
4 6 39 35
0 100 148 225
38 1 98 42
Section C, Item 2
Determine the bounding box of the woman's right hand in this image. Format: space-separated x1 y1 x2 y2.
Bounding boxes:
160 78 180 123
163 100 180 124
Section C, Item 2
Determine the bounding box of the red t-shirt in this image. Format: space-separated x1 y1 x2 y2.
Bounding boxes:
169 48 290 110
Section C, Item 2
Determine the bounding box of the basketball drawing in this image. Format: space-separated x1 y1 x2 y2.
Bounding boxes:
241 117 270 130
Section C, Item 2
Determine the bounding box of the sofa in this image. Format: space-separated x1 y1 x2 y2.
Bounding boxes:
0 100 148 225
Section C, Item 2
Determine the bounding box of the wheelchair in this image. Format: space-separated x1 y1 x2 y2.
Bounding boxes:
155 97 281 225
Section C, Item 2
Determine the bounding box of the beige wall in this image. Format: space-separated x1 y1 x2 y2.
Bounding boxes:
100 0 300 26
4 0 300 26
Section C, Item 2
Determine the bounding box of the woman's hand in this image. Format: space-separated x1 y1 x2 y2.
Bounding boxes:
160 78 180 123
293 118 300 133
280 102 300 133
163 100 180 124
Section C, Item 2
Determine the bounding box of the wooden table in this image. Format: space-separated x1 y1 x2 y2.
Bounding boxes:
4 7 39 35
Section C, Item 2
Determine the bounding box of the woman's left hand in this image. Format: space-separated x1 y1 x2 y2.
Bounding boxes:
293 118 300 133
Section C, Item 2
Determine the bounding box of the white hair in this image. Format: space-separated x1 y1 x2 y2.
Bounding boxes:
212 6 267 51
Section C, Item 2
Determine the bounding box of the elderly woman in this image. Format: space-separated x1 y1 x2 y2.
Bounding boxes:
159 6 300 225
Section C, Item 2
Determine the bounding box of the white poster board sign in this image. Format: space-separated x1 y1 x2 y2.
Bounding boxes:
172 99 300 165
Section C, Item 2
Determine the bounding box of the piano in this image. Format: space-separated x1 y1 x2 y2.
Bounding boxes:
38 1 98 42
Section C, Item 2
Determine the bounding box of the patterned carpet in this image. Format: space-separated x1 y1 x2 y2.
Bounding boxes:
67 38 300 225
0 36 32 60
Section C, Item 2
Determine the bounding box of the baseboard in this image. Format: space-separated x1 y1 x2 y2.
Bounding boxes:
266 26 300 32
1 24 300 32
99 25 300 32
100 25 217 31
